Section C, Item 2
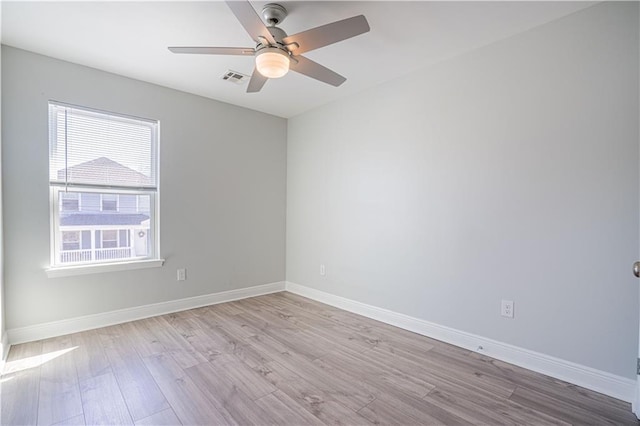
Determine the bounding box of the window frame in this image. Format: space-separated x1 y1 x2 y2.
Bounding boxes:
47 101 162 275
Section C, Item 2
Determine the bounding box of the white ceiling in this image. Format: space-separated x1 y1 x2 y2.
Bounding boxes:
1 1 595 118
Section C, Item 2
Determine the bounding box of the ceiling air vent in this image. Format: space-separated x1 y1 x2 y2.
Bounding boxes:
222 70 249 85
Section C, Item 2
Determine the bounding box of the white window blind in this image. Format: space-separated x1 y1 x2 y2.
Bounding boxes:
49 103 158 190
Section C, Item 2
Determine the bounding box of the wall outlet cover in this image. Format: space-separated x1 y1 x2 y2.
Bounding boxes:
177 268 187 281
501 300 514 318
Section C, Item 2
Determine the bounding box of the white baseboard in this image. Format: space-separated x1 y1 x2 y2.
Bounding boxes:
285 281 636 404
0 332 9 372
7 281 286 345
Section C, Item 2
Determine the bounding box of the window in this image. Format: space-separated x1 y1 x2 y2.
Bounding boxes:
61 192 80 211
49 102 159 268
101 230 118 248
101 194 118 211
62 231 80 251
96 229 131 249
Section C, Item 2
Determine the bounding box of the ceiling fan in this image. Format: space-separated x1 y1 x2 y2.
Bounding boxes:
168 1 370 93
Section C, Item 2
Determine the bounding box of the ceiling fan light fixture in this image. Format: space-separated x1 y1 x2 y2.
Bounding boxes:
255 47 290 79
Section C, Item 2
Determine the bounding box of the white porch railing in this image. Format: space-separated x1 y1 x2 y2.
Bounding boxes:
60 249 93 263
95 247 132 261
60 247 132 263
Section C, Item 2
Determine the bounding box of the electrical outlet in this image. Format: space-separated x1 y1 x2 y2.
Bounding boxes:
501 300 514 318
177 268 187 281
320 264 326 276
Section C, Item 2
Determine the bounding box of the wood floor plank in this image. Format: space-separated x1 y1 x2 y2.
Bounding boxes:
119 319 165 358
207 353 277 400
99 324 170 421
208 310 262 339
1 340 43 426
233 307 299 335
302 322 378 354
255 390 325 426
51 414 86 425
366 344 517 400
253 360 373 425
312 352 472 425
240 296 309 323
254 297 373 348
134 408 181 426
245 332 375 411
182 326 239 362
164 310 202 337
180 305 223 330
141 353 233 425
186 361 279 425
423 387 570 426
37 335 83 425
267 326 335 360
358 394 470 426
71 330 111 382
226 340 275 369
235 305 343 361
277 292 337 314
316 348 435 400
509 385 626 425
210 301 245 316
142 315 207 368
79 372 133 425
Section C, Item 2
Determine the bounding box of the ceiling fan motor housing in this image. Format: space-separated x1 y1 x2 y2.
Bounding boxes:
257 26 291 59
262 3 287 25
264 26 288 46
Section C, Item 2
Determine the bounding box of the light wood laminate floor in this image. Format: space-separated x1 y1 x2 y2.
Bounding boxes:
1 292 637 425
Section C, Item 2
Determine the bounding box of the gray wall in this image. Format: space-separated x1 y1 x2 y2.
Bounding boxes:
2 46 287 329
286 2 639 378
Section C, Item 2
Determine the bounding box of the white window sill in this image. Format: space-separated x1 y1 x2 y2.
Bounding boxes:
46 258 164 278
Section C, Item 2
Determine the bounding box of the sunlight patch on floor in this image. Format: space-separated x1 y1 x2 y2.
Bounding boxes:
1 346 78 375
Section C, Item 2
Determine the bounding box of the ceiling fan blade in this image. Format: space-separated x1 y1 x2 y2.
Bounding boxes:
168 47 255 56
247 68 268 93
225 1 277 45
289 55 346 87
283 15 369 55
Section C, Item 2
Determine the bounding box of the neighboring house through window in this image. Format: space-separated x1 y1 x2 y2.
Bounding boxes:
48 102 159 267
